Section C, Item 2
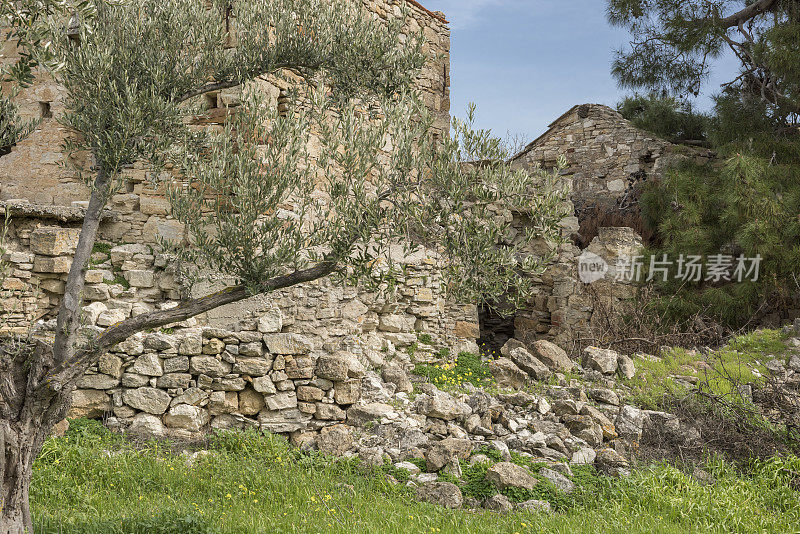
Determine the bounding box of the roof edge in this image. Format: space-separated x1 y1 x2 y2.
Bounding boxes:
406 0 449 23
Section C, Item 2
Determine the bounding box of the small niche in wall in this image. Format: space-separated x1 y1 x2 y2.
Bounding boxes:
204 92 219 110
39 102 53 119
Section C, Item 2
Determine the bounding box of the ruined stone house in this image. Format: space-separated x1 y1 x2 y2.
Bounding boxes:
0 4 649 439
510 103 716 248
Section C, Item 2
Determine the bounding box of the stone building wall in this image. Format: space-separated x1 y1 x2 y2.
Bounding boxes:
0 0 450 206
510 104 715 247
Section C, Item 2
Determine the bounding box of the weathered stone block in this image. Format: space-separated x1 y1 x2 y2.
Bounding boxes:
30 226 79 256
123 387 171 415
263 333 312 355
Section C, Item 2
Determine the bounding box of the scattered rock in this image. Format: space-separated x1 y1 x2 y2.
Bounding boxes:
484 493 513 512
539 467 575 493
425 438 473 472
531 340 574 371
508 347 552 381
582 347 619 375
486 462 538 491
415 482 463 509
516 499 552 514
317 425 354 456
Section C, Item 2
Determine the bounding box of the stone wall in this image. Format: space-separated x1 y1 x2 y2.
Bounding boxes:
0 0 450 206
510 104 715 247
68 322 393 438
505 225 643 350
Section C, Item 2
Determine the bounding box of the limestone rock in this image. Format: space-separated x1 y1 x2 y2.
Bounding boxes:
76 373 119 390
539 467 575 493
30 226 79 256
346 402 394 426
131 353 163 377
190 356 232 377
123 387 171 415
415 482 463 509
69 389 111 418
486 462 538 491
257 306 283 333
315 403 346 421
582 347 619 374
413 390 471 421
516 499 552 513
531 340 574 371
98 353 123 378
595 448 630 477
164 405 209 432
616 405 644 442
484 493 513 513
316 425 353 456
315 354 349 381
425 437 473 472
129 413 166 438
263 333 312 355
156 373 191 389
233 357 271 376
209 391 238 415
617 353 636 379
334 380 362 405
508 347 552 381
489 358 528 389
382 364 413 393
96 308 128 327
587 387 619 406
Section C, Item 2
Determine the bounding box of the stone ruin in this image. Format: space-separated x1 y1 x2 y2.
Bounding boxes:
510 103 716 247
0 1 677 467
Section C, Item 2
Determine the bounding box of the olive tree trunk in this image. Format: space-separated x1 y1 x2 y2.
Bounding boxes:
0 171 335 532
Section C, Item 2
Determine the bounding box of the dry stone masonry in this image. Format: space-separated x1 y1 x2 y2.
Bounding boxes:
511 104 716 247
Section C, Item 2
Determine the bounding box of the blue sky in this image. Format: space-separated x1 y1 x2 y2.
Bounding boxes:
422 0 739 143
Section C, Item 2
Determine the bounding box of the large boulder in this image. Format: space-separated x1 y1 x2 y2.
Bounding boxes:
425 438 473 472
488 358 528 389
530 340 574 371
508 347 551 381
582 347 619 374
486 462 538 491
413 390 471 421
415 482 463 509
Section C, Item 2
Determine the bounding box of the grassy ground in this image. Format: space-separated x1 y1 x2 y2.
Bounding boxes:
623 328 788 408
31 420 800 534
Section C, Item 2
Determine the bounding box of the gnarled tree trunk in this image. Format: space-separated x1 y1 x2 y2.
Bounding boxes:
1 342 72 534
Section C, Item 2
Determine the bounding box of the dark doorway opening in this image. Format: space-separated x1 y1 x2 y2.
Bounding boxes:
477 304 515 358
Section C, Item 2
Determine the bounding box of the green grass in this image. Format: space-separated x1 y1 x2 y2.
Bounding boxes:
624 329 787 408
30 419 800 533
413 352 494 391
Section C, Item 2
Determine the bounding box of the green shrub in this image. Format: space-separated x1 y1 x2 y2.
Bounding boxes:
618 93 708 142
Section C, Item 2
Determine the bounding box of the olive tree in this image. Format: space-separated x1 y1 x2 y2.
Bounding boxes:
0 0 567 531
